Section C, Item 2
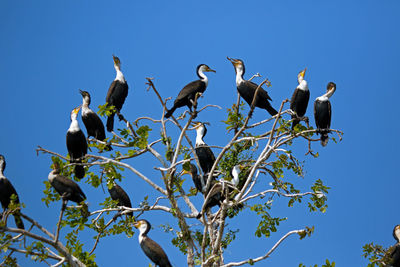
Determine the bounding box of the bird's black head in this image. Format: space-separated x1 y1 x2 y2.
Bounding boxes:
393 225 400 242
327 82 336 92
79 90 91 105
227 57 245 75
134 219 151 235
113 55 121 67
182 163 198 177
0 154 5 173
196 64 216 78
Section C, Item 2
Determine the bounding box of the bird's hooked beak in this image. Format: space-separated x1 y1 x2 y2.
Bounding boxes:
112 55 121 66
133 221 140 229
73 106 82 114
299 68 307 78
227 57 241 67
205 66 216 73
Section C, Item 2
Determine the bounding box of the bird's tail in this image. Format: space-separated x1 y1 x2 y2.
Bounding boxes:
106 114 115 132
14 212 24 229
265 104 278 116
74 160 85 179
165 105 177 118
321 132 329 147
291 115 300 130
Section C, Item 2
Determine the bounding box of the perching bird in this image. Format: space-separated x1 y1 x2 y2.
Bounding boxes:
106 55 129 132
227 57 277 116
134 219 172 267
193 122 216 176
314 82 336 146
66 106 88 178
390 225 400 267
48 162 88 216
0 155 24 229
196 165 244 218
290 68 310 130
182 163 211 194
79 90 111 150
108 181 133 217
165 64 215 118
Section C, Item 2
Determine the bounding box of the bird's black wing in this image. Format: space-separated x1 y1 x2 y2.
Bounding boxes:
82 111 106 140
141 236 172 267
51 174 86 203
106 80 117 104
327 100 332 129
174 80 205 104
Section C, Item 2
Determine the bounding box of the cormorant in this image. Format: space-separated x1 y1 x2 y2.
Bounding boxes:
227 57 277 116
165 64 215 118
106 55 129 132
134 219 172 267
314 82 336 146
182 163 209 194
66 106 88 178
0 155 24 229
193 122 216 176
290 68 310 130
108 181 133 217
48 162 88 216
79 90 111 150
390 225 400 267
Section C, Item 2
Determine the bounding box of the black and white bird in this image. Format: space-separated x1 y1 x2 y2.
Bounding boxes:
290 68 310 130
165 64 215 118
66 106 88 178
108 181 133 217
106 55 129 132
134 219 172 267
193 122 216 176
79 90 110 151
196 165 244 218
48 162 88 216
227 57 277 116
0 155 24 229
390 225 400 267
182 163 210 194
314 82 336 146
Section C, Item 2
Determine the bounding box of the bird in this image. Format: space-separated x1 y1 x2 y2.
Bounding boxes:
192 122 216 176
314 82 336 146
48 162 88 216
66 106 88 178
182 163 210 194
165 64 216 118
196 165 244 218
0 155 24 229
108 181 133 217
105 55 129 132
290 68 310 130
227 57 277 116
79 90 111 150
389 225 400 267
133 219 172 267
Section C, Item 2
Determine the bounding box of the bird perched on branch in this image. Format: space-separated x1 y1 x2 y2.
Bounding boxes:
66 106 88 178
48 162 89 217
314 82 336 146
227 57 277 116
0 155 24 229
192 122 216 176
134 219 172 267
106 55 129 132
79 90 111 151
165 64 216 118
108 181 133 218
389 225 400 267
290 68 310 130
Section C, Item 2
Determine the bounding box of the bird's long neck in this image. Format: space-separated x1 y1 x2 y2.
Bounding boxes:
48 170 57 182
235 67 244 86
297 79 309 91
0 162 4 179
69 116 80 132
197 68 208 87
195 128 206 146
317 88 335 101
115 66 125 83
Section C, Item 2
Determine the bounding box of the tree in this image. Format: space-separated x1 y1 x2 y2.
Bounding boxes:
0 75 342 267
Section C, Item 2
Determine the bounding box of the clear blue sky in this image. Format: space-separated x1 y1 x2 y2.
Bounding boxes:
1 1 399 266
